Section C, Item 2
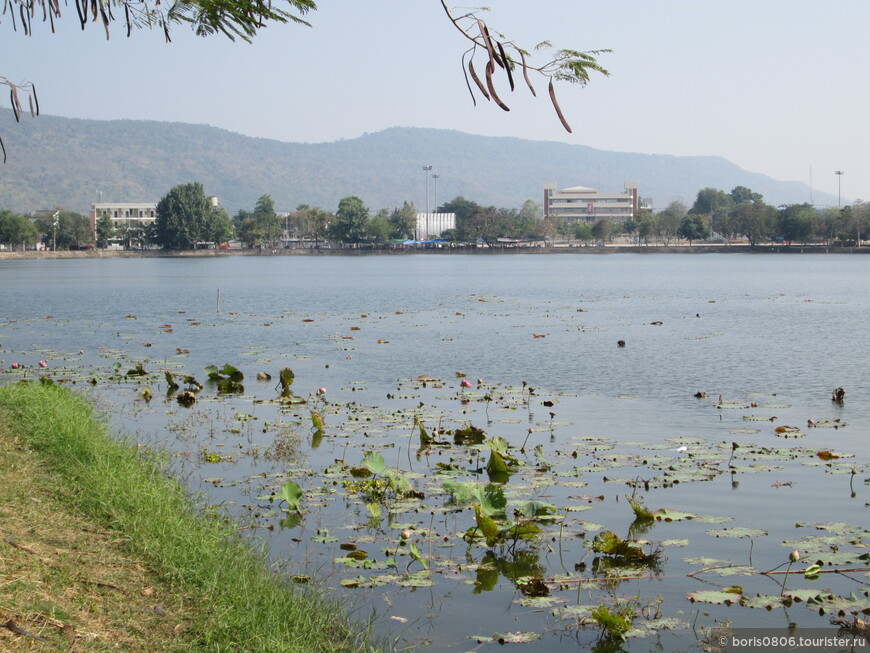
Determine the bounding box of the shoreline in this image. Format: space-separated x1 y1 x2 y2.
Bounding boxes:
0 384 369 652
0 243 865 260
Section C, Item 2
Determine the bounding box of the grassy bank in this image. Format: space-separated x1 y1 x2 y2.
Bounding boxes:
0 382 373 652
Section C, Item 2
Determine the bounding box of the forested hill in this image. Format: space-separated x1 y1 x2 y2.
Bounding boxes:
0 110 826 215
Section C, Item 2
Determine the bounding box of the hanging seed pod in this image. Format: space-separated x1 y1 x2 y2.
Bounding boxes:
485 61 510 112
468 60 491 101
496 42 514 91
518 49 536 97
548 78 572 133
476 18 497 69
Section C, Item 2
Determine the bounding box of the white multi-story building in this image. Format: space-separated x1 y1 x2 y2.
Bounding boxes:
90 202 157 236
543 182 641 224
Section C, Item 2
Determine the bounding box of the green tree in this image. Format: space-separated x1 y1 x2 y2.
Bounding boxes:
776 204 815 244
95 213 115 248
367 210 392 242
115 222 134 249
689 188 733 237
34 209 90 249
732 202 774 246
207 206 235 244
289 206 332 244
677 214 708 244
461 206 500 241
154 182 213 249
329 196 369 244
236 217 260 248
538 216 559 243
574 221 593 242
655 201 686 245
635 211 656 245
0 210 38 249
142 221 159 247
816 207 844 244
440 196 481 237
252 194 281 246
730 186 763 205
846 201 870 245
591 219 611 242
515 200 541 237
388 201 417 240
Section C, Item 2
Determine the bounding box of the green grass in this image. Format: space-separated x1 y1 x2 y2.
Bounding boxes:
0 382 375 652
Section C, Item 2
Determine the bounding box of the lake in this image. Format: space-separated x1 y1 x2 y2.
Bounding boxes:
1 253 868 651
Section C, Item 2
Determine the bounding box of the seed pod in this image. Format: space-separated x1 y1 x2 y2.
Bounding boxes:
476 18 497 69
496 41 514 91
461 52 478 106
548 78 572 133
518 50 536 97
485 61 510 112
9 87 21 122
468 60 491 101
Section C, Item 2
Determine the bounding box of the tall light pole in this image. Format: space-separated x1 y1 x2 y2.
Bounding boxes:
422 165 432 239
95 190 102 246
52 210 59 251
432 173 440 214
835 170 844 210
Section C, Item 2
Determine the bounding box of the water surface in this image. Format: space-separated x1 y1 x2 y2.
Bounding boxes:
1 253 867 651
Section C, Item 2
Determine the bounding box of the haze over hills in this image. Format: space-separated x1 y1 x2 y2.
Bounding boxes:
0 110 829 215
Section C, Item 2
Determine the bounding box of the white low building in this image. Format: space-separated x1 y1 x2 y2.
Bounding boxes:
415 212 456 240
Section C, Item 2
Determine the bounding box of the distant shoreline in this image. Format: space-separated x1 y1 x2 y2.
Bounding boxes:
0 243 866 260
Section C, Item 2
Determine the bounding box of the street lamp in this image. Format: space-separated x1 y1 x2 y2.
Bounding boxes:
95 190 102 245
835 170 844 210
422 165 432 239
432 173 440 214
52 210 59 251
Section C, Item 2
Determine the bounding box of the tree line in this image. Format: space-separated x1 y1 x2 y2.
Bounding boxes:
1 181 867 251
626 186 870 247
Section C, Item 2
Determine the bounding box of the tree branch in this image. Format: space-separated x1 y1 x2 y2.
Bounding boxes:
438 0 610 132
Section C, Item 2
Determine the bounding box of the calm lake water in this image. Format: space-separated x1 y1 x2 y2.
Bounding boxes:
1 253 868 651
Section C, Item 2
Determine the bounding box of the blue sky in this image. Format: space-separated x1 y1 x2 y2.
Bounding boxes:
2 0 868 206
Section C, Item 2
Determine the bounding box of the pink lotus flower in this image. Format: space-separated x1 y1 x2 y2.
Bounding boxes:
39 360 48 368
460 379 472 388
10 363 19 369
317 387 327 395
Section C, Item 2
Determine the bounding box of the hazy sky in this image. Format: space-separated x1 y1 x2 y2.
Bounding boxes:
3 1 867 206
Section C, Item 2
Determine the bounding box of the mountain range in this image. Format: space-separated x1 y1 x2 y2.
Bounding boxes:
0 109 828 215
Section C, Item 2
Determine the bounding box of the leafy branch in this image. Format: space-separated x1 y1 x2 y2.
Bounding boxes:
440 1 610 132
0 0 315 160
2 0 317 43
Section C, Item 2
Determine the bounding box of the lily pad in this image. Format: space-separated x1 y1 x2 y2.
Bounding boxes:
740 594 787 610
470 631 542 644
654 509 697 522
706 527 768 539
687 589 742 606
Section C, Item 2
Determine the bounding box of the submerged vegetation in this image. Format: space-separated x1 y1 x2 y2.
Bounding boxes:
4 360 869 649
